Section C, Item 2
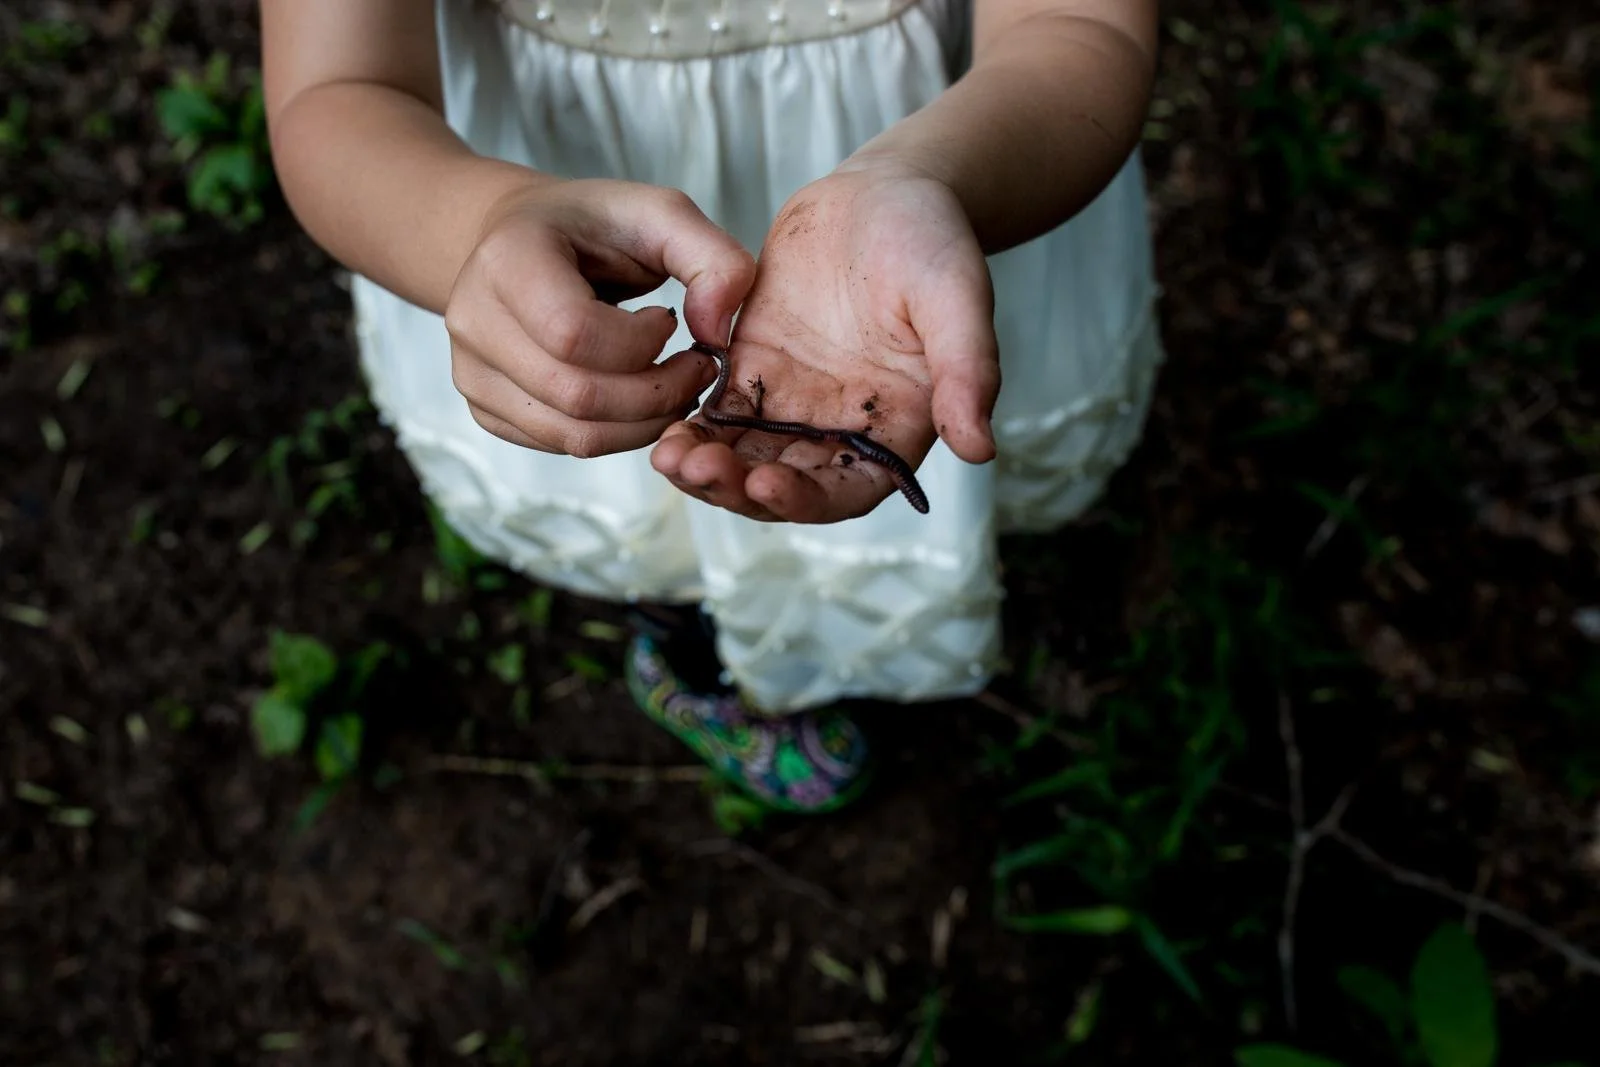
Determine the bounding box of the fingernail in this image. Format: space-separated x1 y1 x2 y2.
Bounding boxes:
665 305 677 320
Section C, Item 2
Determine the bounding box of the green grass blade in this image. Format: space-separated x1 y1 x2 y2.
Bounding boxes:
1003 905 1134 935
1136 915 1202 1004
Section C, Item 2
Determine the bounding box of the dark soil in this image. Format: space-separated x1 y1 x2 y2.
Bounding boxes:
3 2 1598 1065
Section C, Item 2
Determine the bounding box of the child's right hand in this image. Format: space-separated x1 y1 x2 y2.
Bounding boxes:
444 179 755 457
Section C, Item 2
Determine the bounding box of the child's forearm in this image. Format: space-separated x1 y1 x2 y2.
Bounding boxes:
844 6 1157 253
269 82 553 314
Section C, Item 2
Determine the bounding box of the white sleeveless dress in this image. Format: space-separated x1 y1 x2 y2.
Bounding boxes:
351 0 1164 712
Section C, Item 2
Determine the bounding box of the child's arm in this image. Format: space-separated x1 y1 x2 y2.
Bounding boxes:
653 1 1158 522
262 0 541 314
842 0 1158 253
260 0 753 457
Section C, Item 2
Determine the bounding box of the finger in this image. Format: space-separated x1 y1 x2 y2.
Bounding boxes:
651 430 779 520
462 361 684 457
745 463 836 523
603 188 757 345
458 304 719 422
468 404 547 452
653 431 755 503
912 260 1002 464
746 451 891 524
487 231 685 374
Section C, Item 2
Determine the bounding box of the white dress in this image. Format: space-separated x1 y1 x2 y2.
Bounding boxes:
351 0 1164 711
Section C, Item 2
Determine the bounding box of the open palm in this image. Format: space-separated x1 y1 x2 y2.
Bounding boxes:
651 168 1000 523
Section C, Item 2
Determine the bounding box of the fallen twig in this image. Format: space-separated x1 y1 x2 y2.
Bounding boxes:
532 829 592 939
1276 693 1359 1033
1330 829 1600 978
1530 471 1600 503
1269 692 1600 1010
567 876 642 934
970 690 1096 752
424 753 707 786
1303 474 1370 560
688 839 870 930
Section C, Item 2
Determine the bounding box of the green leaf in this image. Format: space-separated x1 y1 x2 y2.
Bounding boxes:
1411 924 1497 1067
190 143 263 215
489 644 525 685
1063 979 1102 1046
346 641 393 696
270 631 338 704
563 651 609 682
992 834 1077 880
154 85 228 141
1158 756 1224 858
251 688 306 757
1235 1044 1347 1067
238 81 267 143
314 713 364 781
711 789 766 836
578 619 626 642
1337 964 1408 1048
1004 905 1133 935
426 502 486 583
290 780 342 835
397 918 468 970
520 587 554 630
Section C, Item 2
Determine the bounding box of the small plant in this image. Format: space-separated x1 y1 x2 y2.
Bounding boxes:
0 96 28 157
993 542 1346 1005
708 784 767 836
1552 657 1600 800
258 395 372 547
424 502 515 597
1237 923 1586 1067
251 630 397 787
2 288 30 353
3 19 89 68
155 53 274 227
1242 3 1453 203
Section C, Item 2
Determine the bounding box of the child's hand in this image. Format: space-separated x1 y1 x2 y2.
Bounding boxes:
445 180 755 457
651 166 1000 523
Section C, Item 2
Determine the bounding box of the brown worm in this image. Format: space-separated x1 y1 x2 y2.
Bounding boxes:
690 341 930 514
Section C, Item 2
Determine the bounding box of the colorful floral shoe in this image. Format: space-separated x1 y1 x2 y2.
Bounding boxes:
623 632 872 814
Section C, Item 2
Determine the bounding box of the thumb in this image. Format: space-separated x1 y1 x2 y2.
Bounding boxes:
914 263 1001 464
607 187 757 346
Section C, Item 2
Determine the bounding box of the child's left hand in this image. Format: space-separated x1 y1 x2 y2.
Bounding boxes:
650 164 1001 523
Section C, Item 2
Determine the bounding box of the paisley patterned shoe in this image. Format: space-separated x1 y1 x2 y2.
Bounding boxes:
623 632 872 814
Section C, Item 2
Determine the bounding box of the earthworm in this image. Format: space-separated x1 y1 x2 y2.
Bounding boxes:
690 341 930 514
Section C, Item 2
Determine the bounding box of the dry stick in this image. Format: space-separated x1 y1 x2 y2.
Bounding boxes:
687 838 871 931
1276 695 1360 1034
1272 700 1600 1004
1303 474 1370 560
1330 829 1600 978
1277 693 1308 1035
567 876 643 934
533 829 592 936
1226 775 1600 979
971 690 1096 753
1529 471 1600 503
424 753 707 785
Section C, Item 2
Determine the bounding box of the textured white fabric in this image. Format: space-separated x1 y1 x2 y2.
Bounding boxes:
352 0 1165 711
492 0 925 59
